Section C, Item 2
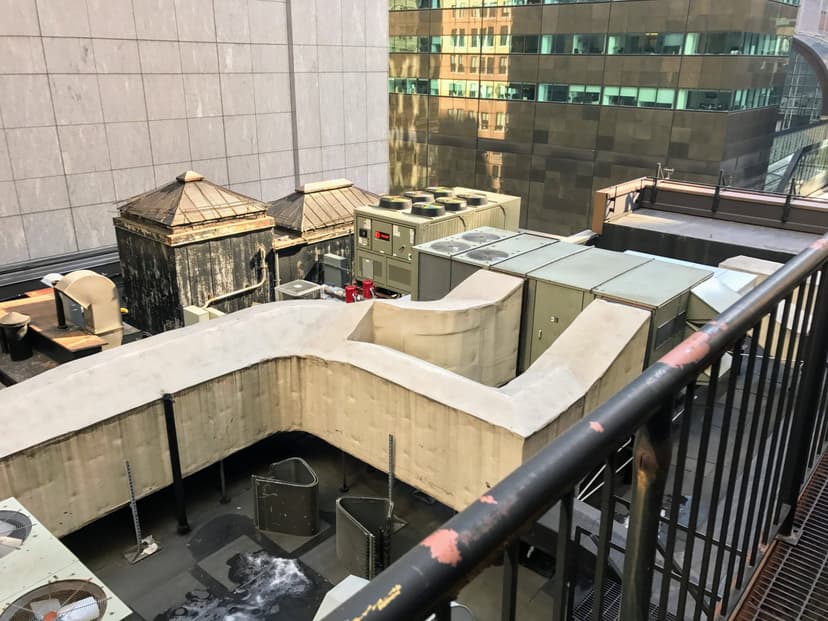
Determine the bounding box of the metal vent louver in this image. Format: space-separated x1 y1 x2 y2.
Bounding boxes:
464 248 511 262
436 197 467 212
0 511 31 559
411 203 446 218
0 580 108 621
461 231 502 244
428 241 473 254
377 195 411 210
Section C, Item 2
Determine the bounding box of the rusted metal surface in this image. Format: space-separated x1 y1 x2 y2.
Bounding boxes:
118 172 268 229
268 182 377 234
620 404 672 621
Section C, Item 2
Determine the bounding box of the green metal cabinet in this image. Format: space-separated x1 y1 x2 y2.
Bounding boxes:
524 249 653 370
593 260 714 364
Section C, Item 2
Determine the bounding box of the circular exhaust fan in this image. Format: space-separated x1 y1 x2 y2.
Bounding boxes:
460 231 502 244
429 241 473 254
403 191 434 204
377 195 411 210
426 186 454 199
436 197 467 212
411 203 446 218
464 248 511 262
0 580 108 621
0 511 32 559
457 193 486 207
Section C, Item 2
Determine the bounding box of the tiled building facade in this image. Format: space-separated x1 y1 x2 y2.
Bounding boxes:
389 0 799 234
0 0 389 268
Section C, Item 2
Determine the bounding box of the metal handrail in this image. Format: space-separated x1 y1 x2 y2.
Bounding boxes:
324 235 828 621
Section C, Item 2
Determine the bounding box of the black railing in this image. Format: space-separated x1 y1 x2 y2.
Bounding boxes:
324 236 828 621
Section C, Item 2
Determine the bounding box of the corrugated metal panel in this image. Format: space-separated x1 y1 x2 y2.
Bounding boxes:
268 184 377 233
118 173 266 229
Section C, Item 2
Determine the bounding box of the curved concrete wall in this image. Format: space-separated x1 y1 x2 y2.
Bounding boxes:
0 270 649 536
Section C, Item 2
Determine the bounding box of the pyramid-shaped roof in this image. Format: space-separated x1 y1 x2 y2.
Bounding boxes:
268 179 377 234
118 171 267 230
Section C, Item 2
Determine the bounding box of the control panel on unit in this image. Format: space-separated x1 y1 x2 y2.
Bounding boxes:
357 216 372 248
371 220 393 255
393 225 415 262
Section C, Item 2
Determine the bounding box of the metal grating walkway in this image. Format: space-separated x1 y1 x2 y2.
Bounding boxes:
735 452 828 621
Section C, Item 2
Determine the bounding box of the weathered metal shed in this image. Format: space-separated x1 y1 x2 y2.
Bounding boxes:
267 179 377 285
114 171 275 333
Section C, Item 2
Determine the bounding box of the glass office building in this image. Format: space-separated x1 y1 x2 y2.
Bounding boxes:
389 0 799 233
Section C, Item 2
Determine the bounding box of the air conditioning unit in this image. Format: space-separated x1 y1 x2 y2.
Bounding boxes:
449 234 557 289
0 497 132 621
413 227 518 301
592 260 713 364
276 279 323 301
520 249 652 372
323 253 349 288
353 187 522 295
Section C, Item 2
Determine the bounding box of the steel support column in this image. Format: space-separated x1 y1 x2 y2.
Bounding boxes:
163 393 190 535
621 402 673 620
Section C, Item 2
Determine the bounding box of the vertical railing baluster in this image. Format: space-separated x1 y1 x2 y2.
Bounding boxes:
621 401 673 621
780 265 828 537
501 539 518 621
754 296 793 549
691 359 728 621
676 361 723 621
806 360 828 468
770 278 814 527
708 337 747 619
771 276 817 527
553 492 575 621
657 382 697 621
720 330 761 611
733 316 781 591
592 453 617 621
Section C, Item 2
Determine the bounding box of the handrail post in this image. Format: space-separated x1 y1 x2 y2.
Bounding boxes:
621 401 673 620
779 266 828 537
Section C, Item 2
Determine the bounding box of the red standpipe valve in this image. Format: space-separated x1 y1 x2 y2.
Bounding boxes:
344 285 357 303
362 279 374 300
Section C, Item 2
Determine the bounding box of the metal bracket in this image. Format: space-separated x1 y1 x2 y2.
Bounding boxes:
776 528 801 545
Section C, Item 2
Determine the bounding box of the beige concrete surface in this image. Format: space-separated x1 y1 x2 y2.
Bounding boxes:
0 270 649 537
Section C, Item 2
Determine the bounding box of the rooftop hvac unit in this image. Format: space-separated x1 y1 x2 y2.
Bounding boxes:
323 253 349 288
413 227 518 301
354 188 522 295
520 249 652 371
450 234 557 289
0 498 132 621
593 260 713 364
276 279 323 301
